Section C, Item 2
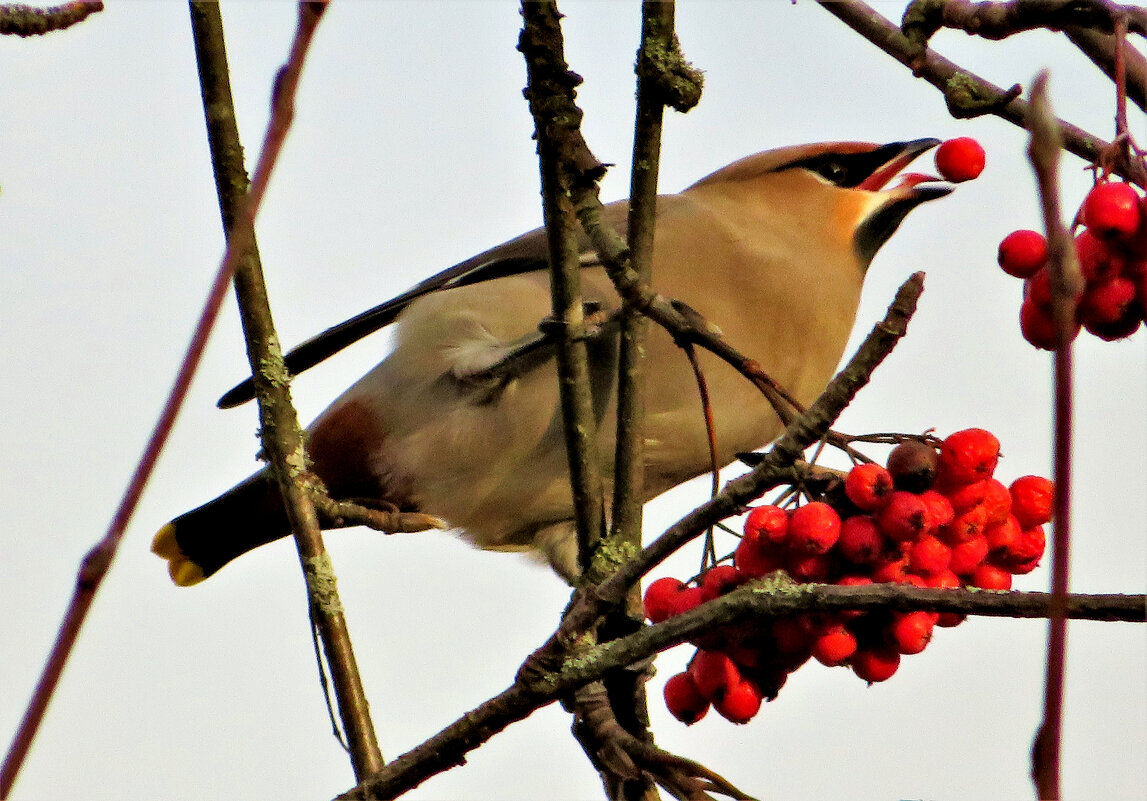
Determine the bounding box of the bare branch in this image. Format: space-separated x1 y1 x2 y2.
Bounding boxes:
901 0 1147 44
817 0 1146 183
0 0 101 36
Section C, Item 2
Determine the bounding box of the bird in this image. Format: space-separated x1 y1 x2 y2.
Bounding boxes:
152 138 953 586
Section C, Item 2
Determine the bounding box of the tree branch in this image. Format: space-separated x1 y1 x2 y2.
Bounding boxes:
0 0 100 36
187 0 384 779
817 0 1146 184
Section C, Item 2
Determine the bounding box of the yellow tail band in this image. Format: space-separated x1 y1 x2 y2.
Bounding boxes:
151 523 206 587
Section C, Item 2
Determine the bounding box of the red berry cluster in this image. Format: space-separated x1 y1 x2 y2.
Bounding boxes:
645 428 1053 726
999 180 1147 348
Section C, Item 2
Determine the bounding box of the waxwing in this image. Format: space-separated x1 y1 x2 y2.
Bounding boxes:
153 138 953 585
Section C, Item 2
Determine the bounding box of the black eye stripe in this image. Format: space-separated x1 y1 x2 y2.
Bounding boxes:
781 142 908 188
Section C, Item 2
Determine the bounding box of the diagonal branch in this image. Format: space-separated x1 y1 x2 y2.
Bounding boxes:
0 0 101 36
187 0 383 779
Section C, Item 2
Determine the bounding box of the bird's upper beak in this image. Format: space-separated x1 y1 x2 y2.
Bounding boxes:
854 138 953 264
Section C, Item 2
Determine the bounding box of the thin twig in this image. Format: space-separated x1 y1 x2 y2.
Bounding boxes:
187 0 384 780
1025 69 1076 801
900 0 1147 44
519 0 607 572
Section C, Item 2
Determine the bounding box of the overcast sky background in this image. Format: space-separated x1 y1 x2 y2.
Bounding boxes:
2 2 1144 800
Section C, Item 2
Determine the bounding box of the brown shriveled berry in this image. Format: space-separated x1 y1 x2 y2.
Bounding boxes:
663 672 710 725
844 463 895 511
886 441 939 493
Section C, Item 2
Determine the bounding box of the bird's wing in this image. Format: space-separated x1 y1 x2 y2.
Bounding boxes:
217 204 632 409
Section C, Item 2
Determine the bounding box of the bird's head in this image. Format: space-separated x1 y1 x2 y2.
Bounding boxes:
687 138 954 267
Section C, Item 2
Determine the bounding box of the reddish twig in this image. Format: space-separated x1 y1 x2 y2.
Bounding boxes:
1025 70 1076 801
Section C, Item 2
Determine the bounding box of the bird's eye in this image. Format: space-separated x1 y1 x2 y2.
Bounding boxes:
815 161 849 185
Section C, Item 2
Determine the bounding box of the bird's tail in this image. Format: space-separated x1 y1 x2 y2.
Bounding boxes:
151 472 290 586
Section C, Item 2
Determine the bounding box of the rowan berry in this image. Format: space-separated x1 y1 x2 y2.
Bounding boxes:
942 504 988 544
888 611 934 655
998 229 1048 278
877 490 930 542
734 537 783 579
948 535 989 576
1004 524 1046 567
984 514 1022 554
971 563 1013 590
689 649 741 702
908 534 951 575
938 428 1000 486
1080 276 1141 340
935 137 985 182
813 624 858 666
643 577 684 623
1020 296 1077 350
789 502 842 555
744 504 789 547
851 646 901 683
1010 475 1054 528
669 586 706 618
981 478 1013 526
1082 181 1142 238
838 514 884 565
714 678 763 724
886 440 939 493
663 672 709 725
770 616 812 655
944 479 989 512
837 575 874 621
872 555 912 584
700 564 741 601
786 551 833 582
919 489 955 529
844 462 895 511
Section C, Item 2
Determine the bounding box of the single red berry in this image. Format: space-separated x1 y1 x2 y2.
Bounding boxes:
934 137 985 182
700 564 741 601
1080 276 1142 341
942 504 989 544
786 550 833 582
944 479 989 512
909 534 951 575
689 649 741 702
1082 181 1142 238
1076 228 1118 282
851 646 901 683
981 478 1013 526
948 535 989 576
789 502 842 555
812 624 859 666
1010 475 1054 528
714 678 763 724
744 504 789 547
837 515 884 565
844 463 895 511
663 672 710 725
938 428 1000 486
888 610 935 655
643 577 684 623
919 490 955 529
872 555 912 584
1004 524 1047 567
885 441 939 493
669 586 707 618
876 490 930 542
1005 554 1043 575
984 514 1022 554
971 563 1013 590
923 568 961 590
1020 296 1077 350
1026 267 1053 309
734 537 783 580
998 229 1048 278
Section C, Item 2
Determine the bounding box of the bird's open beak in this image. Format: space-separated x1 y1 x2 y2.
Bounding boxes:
855 138 954 264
